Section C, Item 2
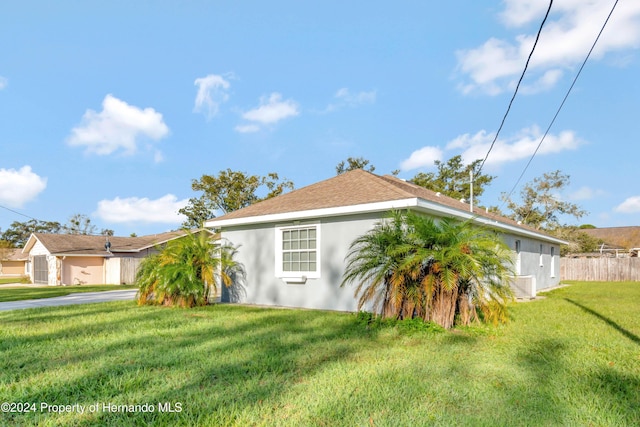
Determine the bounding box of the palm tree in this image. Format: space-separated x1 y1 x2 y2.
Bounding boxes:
136 231 237 307
401 213 514 328
341 211 514 328
341 211 416 318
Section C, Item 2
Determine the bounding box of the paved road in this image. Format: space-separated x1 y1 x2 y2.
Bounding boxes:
0 289 138 311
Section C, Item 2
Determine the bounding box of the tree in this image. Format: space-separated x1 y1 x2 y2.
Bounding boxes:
410 155 494 204
550 226 602 256
336 157 375 175
1 219 62 247
64 214 97 235
501 170 586 230
136 231 239 307
0 239 13 261
341 211 514 329
179 169 294 228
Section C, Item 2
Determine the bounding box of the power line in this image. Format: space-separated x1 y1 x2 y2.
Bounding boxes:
477 0 554 177
0 204 111 237
500 0 620 214
0 204 40 222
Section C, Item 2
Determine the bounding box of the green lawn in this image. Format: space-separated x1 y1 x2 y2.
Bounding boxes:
0 277 30 285
0 285 139 302
1 281 639 426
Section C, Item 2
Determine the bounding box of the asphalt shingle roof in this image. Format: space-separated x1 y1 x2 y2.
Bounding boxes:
29 230 188 256
581 226 640 249
207 169 549 237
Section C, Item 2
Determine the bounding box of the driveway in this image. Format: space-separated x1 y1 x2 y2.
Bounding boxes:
0 289 138 311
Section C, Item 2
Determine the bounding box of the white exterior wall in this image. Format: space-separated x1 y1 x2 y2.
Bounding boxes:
221 212 383 312
28 240 58 286
219 212 562 309
502 234 561 295
104 257 121 284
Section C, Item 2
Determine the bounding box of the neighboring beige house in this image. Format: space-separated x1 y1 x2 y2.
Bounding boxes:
580 226 640 257
0 248 28 278
22 231 189 285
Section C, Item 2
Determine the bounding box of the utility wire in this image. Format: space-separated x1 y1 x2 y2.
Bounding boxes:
0 204 40 222
499 0 620 215
0 204 111 237
477 0 554 177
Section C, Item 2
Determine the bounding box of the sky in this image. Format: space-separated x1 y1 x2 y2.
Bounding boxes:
1 0 640 237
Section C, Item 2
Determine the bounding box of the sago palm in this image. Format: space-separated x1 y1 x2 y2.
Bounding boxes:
401 213 514 328
342 211 514 328
136 231 237 307
341 211 418 318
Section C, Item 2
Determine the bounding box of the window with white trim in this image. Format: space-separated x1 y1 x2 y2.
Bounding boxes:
550 247 556 277
515 240 521 275
275 224 321 280
539 244 544 267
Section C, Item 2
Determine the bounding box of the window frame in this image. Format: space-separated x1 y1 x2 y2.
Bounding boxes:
539 243 544 267
275 223 321 280
514 240 522 275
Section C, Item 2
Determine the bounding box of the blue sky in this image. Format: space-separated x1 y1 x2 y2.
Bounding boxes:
1 0 639 237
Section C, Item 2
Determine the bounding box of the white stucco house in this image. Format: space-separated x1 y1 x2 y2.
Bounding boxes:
22 231 190 286
205 169 566 311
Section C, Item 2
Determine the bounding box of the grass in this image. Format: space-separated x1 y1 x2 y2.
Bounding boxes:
0 277 30 285
0 285 139 302
0 281 639 426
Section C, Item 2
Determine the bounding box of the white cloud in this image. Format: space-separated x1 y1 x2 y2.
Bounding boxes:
94 194 188 224
453 126 583 167
400 146 443 171
402 126 583 172
194 74 231 119
324 88 377 112
457 1 640 95
153 150 164 163
67 94 169 156
234 124 260 133
0 76 7 90
0 166 47 208
236 93 299 132
569 186 605 201
614 196 640 213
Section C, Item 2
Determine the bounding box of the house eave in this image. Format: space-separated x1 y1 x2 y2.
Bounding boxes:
205 197 568 245
413 199 569 245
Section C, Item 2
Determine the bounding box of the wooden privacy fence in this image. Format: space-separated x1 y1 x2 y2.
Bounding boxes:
120 257 143 284
561 257 640 281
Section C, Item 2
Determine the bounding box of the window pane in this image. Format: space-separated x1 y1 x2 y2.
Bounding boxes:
283 230 290 240
300 229 307 239
283 253 291 262
309 262 316 270
290 230 299 240
283 241 291 250
291 241 299 250
292 252 300 262
300 240 308 249
283 262 291 271
309 239 316 249
300 262 308 271
300 252 308 261
310 252 316 261
292 263 300 272
309 229 316 238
